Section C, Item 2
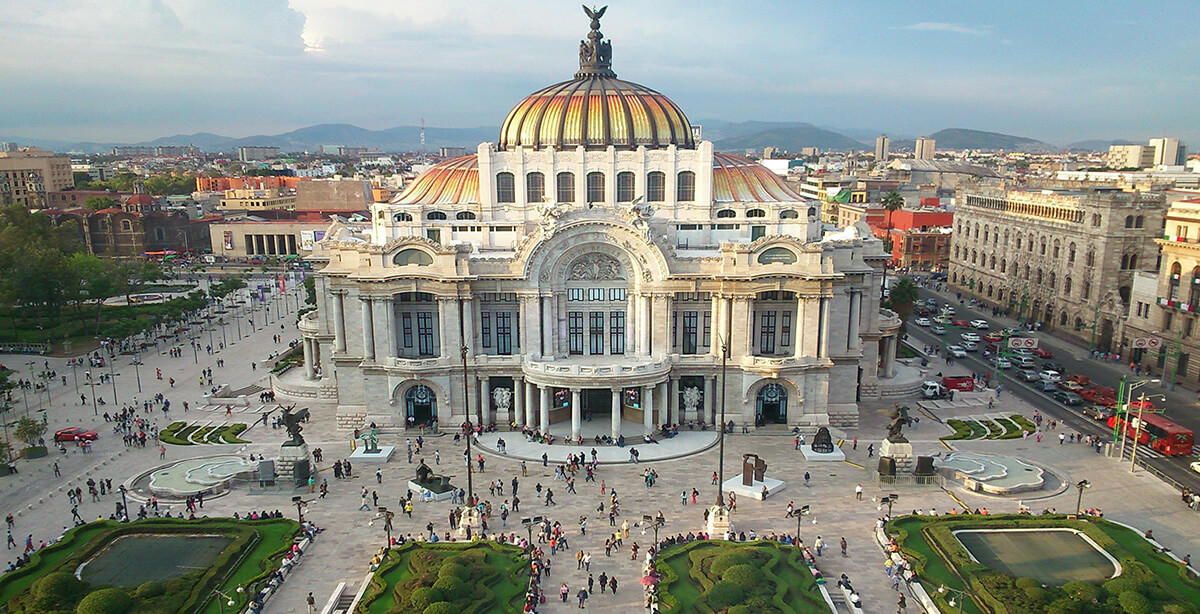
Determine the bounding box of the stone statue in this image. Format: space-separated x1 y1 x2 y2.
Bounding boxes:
811 427 835 453
886 405 912 444
415 459 433 484
682 386 702 413
281 405 305 446
741 453 767 486
358 422 380 453
492 387 513 414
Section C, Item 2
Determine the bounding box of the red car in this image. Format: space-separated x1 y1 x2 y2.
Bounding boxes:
982 332 1004 342
1032 347 1054 358
951 319 969 328
54 428 98 443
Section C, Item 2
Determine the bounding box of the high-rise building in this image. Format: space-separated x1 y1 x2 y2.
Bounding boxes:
914 137 935 160
238 146 281 162
948 186 1165 351
1107 145 1155 169
294 8 902 433
0 148 74 209
1149 137 1186 166
874 135 889 162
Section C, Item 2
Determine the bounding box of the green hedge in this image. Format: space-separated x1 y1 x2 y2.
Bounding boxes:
357 541 528 614
655 540 826 614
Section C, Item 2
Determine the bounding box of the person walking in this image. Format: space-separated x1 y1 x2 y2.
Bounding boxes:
576 586 589 608
307 592 316 613
598 572 608 594
840 537 848 557
855 484 863 501
609 576 618 595
804 471 811 487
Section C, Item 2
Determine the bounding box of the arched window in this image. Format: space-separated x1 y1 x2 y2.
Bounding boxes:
1085 249 1095 267
716 209 736 218
616 171 635 202
154 227 164 241
526 172 545 202
1059 311 1068 326
556 172 575 202
426 211 447 220
647 171 666 202
746 209 766 218
1068 243 1076 263
677 171 696 201
1129 254 1138 269
1048 272 1056 289
455 211 476 220
1016 236 1022 250
120 219 132 231
971 249 977 264
1028 234 1035 252
1000 258 1007 273
1082 280 1091 300
973 223 979 239
1052 240 1060 259
393 249 433 266
393 212 412 222
1064 276 1072 294
1135 215 1144 228
989 255 996 270
987 285 994 297
780 209 799 219
495 172 515 203
1125 215 1134 228
1036 269 1043 284
807 207 817 218
1024 264 1031 279
983 226 989 243
586 171 605 203
1190 266 1200 305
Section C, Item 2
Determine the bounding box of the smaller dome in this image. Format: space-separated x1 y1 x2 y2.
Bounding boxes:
711 153 805 203
391 155 479 205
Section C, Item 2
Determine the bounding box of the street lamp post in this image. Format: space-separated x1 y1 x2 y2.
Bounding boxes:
1128 393 1165 473
458 291 475 509
937 585 966 613
372 507 394 549
212 587 243 614
879 494 899 519
793 504 811 544
132 342 143 393
643 514 665 548
1115 379 1157 460
715 334 729 508
118 484 129 521
1074 479 1090 514
0 403 12 462
291 495 308 523
521 516 543 560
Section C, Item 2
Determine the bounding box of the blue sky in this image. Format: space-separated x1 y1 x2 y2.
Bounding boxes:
1 0 1196 146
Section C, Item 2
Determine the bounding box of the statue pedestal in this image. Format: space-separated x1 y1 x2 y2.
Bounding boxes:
349 445 395 463
276 443 310 487
408 480 455 502
456 506 481 540
880 440 914 474
704 505 732 539
800 445 846 461
721 475 786 501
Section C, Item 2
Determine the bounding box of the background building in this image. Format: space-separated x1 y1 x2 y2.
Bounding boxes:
875 134 889 163
1107 144 1156 169
869 208 954 271
238 146 281 162
949 185 1165 351
0 148 73 209
915 137 936 160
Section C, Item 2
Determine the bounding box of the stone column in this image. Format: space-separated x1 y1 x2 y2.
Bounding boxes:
360 297 375 361
571 388 582 440
611 388 622 439
653 294 672 355
513 377 525 428
848 290 861 351
794 297 809 359
643 382 655 436
539 385 550 433
519 295 539 356
883 337 897 378
818 297 830 358
541 295 554 358
668 376 679 424
731 297 751 357
639 294 652 357
379 297 398 359
705 376 717 425
439 297 462 358
303 338 315 380
525 380 536 429
461 296 475 357
332 292 346 353
477 376 488 425
626 293 638 355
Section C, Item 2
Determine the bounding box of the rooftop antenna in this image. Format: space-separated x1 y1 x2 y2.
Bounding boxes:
420 118 426 152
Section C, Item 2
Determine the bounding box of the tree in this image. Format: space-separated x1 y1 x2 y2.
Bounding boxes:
13 417 46 450
879 190 905 297
208 276 248 301
887 276 920 338
85 197 118 211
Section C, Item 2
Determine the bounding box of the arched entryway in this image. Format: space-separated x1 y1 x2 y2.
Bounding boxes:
405 385 437 426
756 383 788 425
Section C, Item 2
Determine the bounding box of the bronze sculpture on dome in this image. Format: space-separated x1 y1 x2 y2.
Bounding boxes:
577 5 615 78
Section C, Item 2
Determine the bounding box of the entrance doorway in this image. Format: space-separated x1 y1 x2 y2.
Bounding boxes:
582 389 613 423
405 385 436 426
756 383 788 425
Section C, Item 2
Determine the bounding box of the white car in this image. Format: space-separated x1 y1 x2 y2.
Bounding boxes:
947 345 967 358
970 319 990 330
961 340 979 352
1039 370 1061 383
933 315 952 325
991 356 1012 369
1010 347 1033 357
941 307 956 317
914 317 932 327
960 332 981 343
931 325 947 336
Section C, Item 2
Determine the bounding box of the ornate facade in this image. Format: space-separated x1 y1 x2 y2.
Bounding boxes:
291 10 897 433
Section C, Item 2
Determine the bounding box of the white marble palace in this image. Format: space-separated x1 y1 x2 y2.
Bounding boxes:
288 9 900 436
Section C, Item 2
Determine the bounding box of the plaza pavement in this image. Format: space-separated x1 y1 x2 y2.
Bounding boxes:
1 281 1198 614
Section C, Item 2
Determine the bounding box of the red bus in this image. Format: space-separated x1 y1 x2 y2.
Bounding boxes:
1108 413 1194 456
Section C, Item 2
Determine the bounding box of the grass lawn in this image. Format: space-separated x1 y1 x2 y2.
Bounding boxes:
655 540 827 613
888 514 1200 614
357 541 528 614
0 518 298 614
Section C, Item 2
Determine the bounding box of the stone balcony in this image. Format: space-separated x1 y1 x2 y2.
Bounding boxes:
879 308 902 334
297 310 319 335
522 355 673 388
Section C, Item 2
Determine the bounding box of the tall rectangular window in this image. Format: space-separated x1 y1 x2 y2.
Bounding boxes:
526 172 545 202
589 311 605 354
677 171 696 201
588 288 604 301
617 171 635 202
496 312 512 355
672 311 678 349
568 311 584 355
416 312 434 356
402 313 413 348
702 311 712 349
610 311 625 354
496 172 515 203
682 311 698 355
780 310 792 347
480 312 491 348
647 171 665 202
568 288 584 301
557 172 575 203
759 310 777 354
587 172 605 203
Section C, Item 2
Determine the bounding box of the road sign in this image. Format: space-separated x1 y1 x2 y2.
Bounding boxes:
1007 337 1039 349
1146 338 1162 349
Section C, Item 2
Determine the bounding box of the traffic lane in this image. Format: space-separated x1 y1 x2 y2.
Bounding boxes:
907 325 1200 491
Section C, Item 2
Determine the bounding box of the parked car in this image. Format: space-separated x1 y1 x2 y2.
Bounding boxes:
952 319 970 328
941 307 956 318
1012 356 1038 369
931 325 947 336
1081 386 1118 407
962 340 979 352
1082 405 1115 421
1036 379 1059 392
991 356 1012 369
970 319 990 329
1052 391 1084 405
1039 370 1062 383
1003 327 1024 336
1010 347 1033 357
933 316 952 325
982 332 1004 342
54 427 98 442
1032 347 1054 358
921 381 949 399
1042 362 1067 374
1066 374 1091 387
1058 381 1085 393
960 332 981 343
947 345 967 358
914 317 932 327
1019 369 1040 382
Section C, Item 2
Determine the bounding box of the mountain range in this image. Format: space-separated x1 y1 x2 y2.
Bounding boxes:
2 123 1127 155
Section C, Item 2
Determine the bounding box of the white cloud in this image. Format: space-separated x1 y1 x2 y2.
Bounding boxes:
901 22 988 36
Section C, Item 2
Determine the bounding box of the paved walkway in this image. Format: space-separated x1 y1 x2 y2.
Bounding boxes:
474 421 718 464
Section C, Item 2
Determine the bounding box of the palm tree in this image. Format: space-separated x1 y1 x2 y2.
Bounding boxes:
888 276 920 338
879 191 905 297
